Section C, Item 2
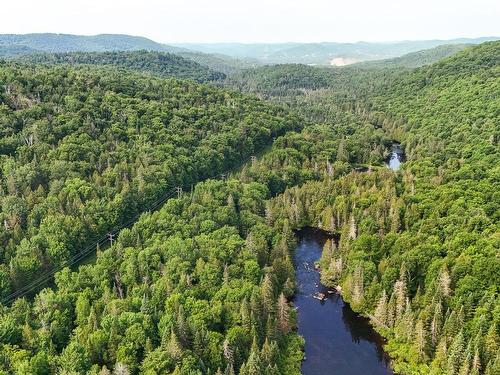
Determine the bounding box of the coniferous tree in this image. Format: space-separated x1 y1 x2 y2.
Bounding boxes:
277 293 291 335
483 323 499 366
414 319 428 361
470 347 481 375
431 338 448 373
395 298 414 342
265 316 278 343
166 330 183 362
351 265 364 306
447 331 465 375
484 353 500 375
244 350 263 375
223 339 234 369
264 364 280 375
176 305 189 347
387 293 397 328
261 274 275 316
113 363 130 375
394 266 408 322
373 290 388 327
260 338 278 369
438 266 451 298
430 301 443 350
240 298 252 331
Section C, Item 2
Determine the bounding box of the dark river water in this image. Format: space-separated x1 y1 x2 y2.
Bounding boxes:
294 229 393 375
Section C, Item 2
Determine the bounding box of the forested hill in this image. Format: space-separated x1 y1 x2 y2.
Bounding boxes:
226 63 401 101
228 64 336 95
178 51 259 75
228 41 499 106
0 39 498 375
224 41 500 374
267 41 500 374
367 40 500 162
173 37 498 65
15 51 226 82
354 43 472 69
0 62 301 303
0 33 182 56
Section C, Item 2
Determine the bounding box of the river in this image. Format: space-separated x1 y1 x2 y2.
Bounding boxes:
294 228 393 375
387 142 404 171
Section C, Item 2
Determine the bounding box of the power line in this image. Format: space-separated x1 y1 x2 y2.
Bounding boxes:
1 149 264 305
1 187 178 304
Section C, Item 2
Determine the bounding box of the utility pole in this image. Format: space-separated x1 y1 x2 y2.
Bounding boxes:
176 186 183 198
108 232 115 247
220 173 227 180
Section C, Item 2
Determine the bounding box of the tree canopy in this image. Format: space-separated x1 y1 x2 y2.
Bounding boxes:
0 40 498 375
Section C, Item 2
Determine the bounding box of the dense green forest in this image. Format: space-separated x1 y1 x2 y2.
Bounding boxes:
176 52 259 75
0 34 182 57
0 39 498 375
227 44 475 97
0 95 391 374
260 41 500 374
14 51 225 82
353 44 473 69
228 64 336 95
226 62 407 102
0 62 301 304
0 176 306 374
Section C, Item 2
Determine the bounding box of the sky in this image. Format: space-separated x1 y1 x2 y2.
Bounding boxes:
2 0 499 44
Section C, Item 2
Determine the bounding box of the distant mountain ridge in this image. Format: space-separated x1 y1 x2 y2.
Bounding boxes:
173 37 499 65
0 33 184 56
0 33 258 73
353 43 474 69
1 33 498 67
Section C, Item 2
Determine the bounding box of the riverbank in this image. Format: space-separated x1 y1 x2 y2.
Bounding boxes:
294 228 393 375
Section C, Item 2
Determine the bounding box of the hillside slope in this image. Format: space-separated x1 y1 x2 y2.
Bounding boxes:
355 43 472 69
16 51 226 82
0 39 498 375
178 51 259 74
0 33 183 56
0 62 301 301
270 40 500 374
228 64 336 95
226 40 500 375
175 37 498 65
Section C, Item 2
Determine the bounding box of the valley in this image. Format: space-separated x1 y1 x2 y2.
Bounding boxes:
0 31 498 375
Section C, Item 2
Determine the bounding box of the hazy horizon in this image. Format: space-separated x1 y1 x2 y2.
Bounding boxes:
3 32 499 46
169 37 499 45
2 0 499 44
